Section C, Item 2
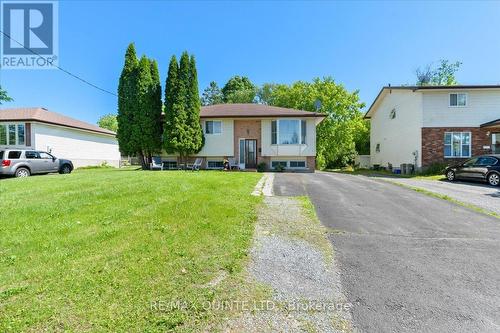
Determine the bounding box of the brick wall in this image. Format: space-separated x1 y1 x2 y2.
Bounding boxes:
421 127 491 166
234 120 262 167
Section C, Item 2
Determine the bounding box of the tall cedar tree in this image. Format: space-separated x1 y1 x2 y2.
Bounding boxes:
163 52 204 163
117 43 139 156
117 44 163 168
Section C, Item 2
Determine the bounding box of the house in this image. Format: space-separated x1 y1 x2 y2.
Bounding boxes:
161 104 325 171
365 85 500 170
0 107 121 168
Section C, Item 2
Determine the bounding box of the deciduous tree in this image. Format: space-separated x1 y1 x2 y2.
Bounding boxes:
222 76 256 103
97 114 118 132
201 81 223 106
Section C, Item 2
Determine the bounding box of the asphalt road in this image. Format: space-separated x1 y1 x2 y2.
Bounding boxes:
273 171 500 333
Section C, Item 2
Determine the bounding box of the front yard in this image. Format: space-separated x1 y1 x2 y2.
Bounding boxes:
0 169 261 332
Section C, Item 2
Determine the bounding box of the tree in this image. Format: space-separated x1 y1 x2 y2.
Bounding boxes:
117 43 163 169
0 85 13 104
264 77 365 168
256 83 279 105
201 81 223 106
416 59 462 86
221 76 256 103
97 114 118 132
163 52 204 163
117 43 139 157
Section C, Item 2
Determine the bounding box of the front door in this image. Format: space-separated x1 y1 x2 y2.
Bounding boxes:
245 139 257 168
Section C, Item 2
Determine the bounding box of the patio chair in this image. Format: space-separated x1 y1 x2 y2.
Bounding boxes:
228 158 239 170
190 158 203 171
150 156 164 171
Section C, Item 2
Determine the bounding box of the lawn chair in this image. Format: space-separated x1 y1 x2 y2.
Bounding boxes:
190 158 203 171
228 158 239 170
150 156 164 171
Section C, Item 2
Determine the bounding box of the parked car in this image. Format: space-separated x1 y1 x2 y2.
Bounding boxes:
444 155 500 186
0 149 73 178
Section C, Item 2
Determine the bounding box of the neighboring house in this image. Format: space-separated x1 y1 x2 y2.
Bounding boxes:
162 104 325 171
0 107 120 168
365 85 500 169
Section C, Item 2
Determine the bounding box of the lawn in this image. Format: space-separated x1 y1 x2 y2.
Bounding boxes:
326 168 445 180
0 169 262 332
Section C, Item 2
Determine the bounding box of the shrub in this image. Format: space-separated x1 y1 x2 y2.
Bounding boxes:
419 162 447 176
257 162 267 172
274 164 285 172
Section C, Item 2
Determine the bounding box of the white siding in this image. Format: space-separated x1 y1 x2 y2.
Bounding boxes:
261 118 316 157
32 123 120 168
197 119 234 157
370 90 423 168
423 90 500 127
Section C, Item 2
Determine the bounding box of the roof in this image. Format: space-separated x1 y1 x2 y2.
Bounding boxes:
0 107 116 136
200 103 324 118
480 119 500 128
365 85 500 119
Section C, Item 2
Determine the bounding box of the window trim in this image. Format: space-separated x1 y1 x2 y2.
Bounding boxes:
0 122 26 146
204 120 222 135
449 93 468 108
271 119 307 146
444 131 472 158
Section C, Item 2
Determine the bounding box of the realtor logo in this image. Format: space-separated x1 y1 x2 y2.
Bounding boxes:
1 1 58 69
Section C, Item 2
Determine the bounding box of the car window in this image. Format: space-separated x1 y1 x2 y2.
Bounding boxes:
7 151 22 159
25 151 40 159
476 157 498 166
463 158 478 167
0 151 3 159
38 152 53 159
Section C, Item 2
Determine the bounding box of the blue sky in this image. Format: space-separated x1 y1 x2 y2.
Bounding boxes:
1 0 500 124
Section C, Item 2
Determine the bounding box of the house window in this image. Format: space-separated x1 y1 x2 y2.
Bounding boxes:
207 160 224 169
271 119 307 145
493 133 500 154
289 161 306 168
0 123 25 146
444 132 471 158
205 121 222 134
449 93 467 107
163 161 177 170
271 161 287 168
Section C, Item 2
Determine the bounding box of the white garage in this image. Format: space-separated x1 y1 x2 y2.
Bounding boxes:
0 107 120 168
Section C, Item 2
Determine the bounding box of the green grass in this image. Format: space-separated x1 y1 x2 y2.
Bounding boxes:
0 169 262 332
325 168 445 181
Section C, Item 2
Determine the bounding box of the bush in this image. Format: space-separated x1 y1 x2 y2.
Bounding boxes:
419 162 447 176
257 162 267 172
274 164 285 172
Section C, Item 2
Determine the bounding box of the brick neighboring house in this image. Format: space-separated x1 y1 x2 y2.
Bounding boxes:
365 85 500 170
161 104 325 172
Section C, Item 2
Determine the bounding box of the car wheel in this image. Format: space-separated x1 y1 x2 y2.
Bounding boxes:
446 170 456 181
60 164 72 174
487 173 500 186
15 167 30 178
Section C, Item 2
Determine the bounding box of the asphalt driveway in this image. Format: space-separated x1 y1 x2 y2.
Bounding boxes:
273 171 500 333
372 176 500 216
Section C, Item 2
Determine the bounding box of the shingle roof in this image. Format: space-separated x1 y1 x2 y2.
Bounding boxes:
200 103 323 118
480 118 500 128
0 107 116 135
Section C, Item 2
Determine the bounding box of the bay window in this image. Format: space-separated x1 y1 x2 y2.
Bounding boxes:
271 119 307 145
0 123 25 146
444 132 471 158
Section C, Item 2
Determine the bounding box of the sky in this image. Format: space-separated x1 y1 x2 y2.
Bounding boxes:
1 0 500 125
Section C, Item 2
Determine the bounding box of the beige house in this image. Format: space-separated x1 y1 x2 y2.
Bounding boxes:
365 85 500 169
162 104 325 171
0 107 120 168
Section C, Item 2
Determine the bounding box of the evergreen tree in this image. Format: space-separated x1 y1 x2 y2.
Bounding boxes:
201 81 223 106
117 43 139 156
163 52 204 163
